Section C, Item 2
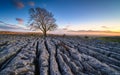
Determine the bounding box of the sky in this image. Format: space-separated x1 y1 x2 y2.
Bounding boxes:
0 0 120 35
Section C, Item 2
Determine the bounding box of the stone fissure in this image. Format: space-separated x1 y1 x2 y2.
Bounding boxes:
35 41 40 75
0 35 120 75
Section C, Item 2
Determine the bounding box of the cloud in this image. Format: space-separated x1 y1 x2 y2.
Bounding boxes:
16 18 24 24
101 26 109 29
0 21 30 32
12 0 24 9
0 21 4 24
28 1 35 6
62 28 67 30
0 20 10 25
62 25 71 30
0 21 3 23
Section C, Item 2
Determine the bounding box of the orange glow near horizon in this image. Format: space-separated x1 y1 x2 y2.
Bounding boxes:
62 22 120 33
69 32 120 36
50 29 120 36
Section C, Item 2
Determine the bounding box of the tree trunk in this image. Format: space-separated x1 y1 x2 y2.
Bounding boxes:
43 31 47 38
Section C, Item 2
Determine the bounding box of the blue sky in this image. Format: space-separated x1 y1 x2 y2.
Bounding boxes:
0 0 120 32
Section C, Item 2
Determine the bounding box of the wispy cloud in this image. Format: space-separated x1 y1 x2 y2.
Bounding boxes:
16 18 24 24
0 21 3 23
12 0 24 9
28 1 35 6
0 21 4 24
101 26 109 29
62 25 70 30
0 21 29 32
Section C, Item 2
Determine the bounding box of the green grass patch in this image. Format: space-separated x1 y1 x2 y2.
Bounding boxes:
98 36 120 43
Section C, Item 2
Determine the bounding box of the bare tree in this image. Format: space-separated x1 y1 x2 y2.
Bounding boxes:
29 7 57 37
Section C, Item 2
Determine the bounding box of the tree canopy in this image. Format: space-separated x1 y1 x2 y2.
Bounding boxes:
29 7 57 37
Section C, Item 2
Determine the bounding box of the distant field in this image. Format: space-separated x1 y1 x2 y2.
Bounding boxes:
98 36 120 43
0 31 42 35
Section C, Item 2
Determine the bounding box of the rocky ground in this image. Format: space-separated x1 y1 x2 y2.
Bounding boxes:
0 34 120 75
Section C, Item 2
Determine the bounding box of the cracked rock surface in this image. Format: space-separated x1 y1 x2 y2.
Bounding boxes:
0 35 120 75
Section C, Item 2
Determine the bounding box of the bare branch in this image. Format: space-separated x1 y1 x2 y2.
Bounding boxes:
28 7 57 37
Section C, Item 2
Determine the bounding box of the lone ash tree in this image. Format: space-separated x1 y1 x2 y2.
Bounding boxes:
29 7 57 37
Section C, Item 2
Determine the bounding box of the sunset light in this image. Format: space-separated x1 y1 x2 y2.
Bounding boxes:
0 0 120 36
0 0 120 74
